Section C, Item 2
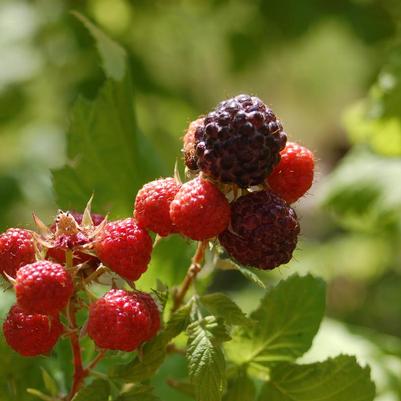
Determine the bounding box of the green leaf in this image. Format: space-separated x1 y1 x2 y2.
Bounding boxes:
258 356 375 401
186 316 230 401
167 379 195 398
233 263 266 289
52 18 162 217
0 275 11 291
223 367 256 401
320 148 401 233
71 12 126 81
72 379 110 401
163 302 193 340
200 293 250 326
225 275 326 379
40 368 58 397
115 385 160 401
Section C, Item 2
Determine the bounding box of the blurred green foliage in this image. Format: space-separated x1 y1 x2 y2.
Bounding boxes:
1 0 401 400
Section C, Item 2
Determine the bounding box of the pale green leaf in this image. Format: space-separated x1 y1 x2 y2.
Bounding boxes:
225 275 325 378
258 356 375 401
40 368 58 397
115 385 160 401
186 316 230 401
233 263 265 288
72 379 110 401
72 12 126 81
200 293 250 326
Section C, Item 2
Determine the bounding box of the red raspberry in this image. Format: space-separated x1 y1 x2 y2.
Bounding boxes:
267 142 314 204
219 191 299 270
170 177 230 240
0 228 35 278
94 218 152 281
134 178 181 236
15 261 74 315
3 305 63 356
87 289 160 352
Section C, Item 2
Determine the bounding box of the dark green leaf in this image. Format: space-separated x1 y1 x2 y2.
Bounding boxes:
258 356 375 401
223 367 255 401
186 316 230 401
72 379 110 401
225 275 325 379
200 293 250 326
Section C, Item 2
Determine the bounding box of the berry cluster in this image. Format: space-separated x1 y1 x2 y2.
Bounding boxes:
0 210 160 357
0 93 314 398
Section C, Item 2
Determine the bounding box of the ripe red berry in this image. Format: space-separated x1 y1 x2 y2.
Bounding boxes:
87 289 160 352
0 228 35 278
94 218 152 281
219 191 299 270
134 178 181 236
170 177 231 240
3 305 63 356
267 142 314 204
15 261 74 315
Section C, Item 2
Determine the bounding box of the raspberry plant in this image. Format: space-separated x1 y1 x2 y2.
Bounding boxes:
0 14 376 401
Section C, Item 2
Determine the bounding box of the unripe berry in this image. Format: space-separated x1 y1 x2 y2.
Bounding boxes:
87 289 160 352
134 178 181 236
0 228 35 278
95 218 152 281
15 261 74 315
170 177 230 240
3 305 63 356
267 142 314 203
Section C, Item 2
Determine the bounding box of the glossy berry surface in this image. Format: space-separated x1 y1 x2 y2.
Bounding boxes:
3 305 63 356
95 218 152 281
87 289 160 352
170 177 230 240
194 94 287 187
0 228 35 278
219 191 299 269
15 261 74 315
135 178 181 236
267 142 314 203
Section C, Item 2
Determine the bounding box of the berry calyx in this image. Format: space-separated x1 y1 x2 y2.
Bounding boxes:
267 141 314 203
194 94 287 187
87 289 160 352
183 118 204 171
94 218 152 281
46 211 104 265
3 305 63 356
134 177 181 236
0 228 35 278
219 190 299 269
170 177 231 240
15 261 74 315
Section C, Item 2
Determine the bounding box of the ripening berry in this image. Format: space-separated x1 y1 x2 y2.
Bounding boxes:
3 305 63 356
94 218 152 281
15 261 74 316
87 289 160 352
219 191 299 269
183 118 204 171
170 177 230 240
267 142 314 203
0 228 35 278
134 178 181 236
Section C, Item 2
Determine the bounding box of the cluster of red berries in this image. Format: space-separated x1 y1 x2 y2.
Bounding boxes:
0 211 160 356
0 93 314 359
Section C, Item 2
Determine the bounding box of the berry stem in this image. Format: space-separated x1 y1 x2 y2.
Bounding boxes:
172 240 208 312
66 297 86 400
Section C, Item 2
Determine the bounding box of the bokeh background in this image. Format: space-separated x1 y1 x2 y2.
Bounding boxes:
1 0 401 400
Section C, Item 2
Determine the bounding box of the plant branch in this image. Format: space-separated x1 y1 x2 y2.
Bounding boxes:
172 240 208 312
